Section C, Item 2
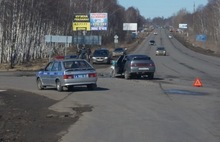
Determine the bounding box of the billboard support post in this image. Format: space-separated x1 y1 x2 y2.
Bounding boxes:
114 35 118 48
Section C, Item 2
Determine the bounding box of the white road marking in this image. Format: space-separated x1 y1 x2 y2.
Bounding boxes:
0 90 6 92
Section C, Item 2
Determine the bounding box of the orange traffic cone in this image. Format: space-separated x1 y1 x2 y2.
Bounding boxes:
193 78 203 87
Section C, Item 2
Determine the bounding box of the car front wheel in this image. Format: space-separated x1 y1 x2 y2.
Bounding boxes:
37 78 45 90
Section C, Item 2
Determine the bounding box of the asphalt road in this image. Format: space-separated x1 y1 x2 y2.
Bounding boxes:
0 29 220 142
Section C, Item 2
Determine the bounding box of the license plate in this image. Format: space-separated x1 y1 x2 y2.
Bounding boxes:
74 74 88 78
97 59 103 61
139 68 149 70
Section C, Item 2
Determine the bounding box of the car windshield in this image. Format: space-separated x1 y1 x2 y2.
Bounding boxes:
64 60 93 70
157 47 165 50
93 50 109 57
128 55 151 60
150 40 155 43
114 48 124 52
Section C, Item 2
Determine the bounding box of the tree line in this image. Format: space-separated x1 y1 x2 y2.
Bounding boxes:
151 0 220 54
0 0 146 66
1 0 219 67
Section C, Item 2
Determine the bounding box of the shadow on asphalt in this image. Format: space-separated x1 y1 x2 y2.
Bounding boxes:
39 86 109 92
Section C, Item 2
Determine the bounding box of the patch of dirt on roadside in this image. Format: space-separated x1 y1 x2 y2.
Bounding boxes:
0 89 90 142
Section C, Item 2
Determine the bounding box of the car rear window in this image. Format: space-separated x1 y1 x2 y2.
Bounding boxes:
132 57 150 60
64 60 93 70
128 55 151 60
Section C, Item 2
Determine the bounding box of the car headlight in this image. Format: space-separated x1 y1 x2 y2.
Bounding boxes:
92 57 96 59
104 57 108 59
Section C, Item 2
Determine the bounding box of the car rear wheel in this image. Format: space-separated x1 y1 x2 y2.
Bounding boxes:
136 74 142 79
87 84 97 90
37 78 45 90
148 73 154 80
56 80 63 92
124 70 130 79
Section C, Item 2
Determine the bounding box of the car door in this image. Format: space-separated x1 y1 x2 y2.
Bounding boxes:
49 61 61 86
40 61 53 85
115 55 124 74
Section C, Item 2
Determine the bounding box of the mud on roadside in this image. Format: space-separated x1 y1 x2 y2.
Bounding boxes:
0 89 92 142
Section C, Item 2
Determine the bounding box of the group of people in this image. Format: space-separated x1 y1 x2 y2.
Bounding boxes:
77 46 92 62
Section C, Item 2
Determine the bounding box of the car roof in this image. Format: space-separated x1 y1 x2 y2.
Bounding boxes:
127 53 149 57
114 47 124 50
53 58 86 62
94 48 109 52
126 54 151 59
157 47 165 49
98 47 108 50
127 54 149 57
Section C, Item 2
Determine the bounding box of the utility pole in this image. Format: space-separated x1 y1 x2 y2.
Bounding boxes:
193 2 195 29
193 2 196 42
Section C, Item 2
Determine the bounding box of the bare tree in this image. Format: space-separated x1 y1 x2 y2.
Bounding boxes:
0 0 147 66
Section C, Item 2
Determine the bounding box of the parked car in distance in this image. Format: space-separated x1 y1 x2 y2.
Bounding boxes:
36 58 97 92
91 48 111 64
149 40 156 46
112 47 126 57
156 47 167 56
111 54 155 79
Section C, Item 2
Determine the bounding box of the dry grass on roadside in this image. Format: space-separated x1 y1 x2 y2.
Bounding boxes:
0 59 48 71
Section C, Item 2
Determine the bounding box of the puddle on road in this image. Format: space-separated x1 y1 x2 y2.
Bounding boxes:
164 89 207 96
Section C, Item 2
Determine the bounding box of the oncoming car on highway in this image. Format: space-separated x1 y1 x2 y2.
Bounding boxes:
149 40 156 46
111 54 155 79
36 58 97 92
156 47 167 56
112 47 127 57
91 48 111 64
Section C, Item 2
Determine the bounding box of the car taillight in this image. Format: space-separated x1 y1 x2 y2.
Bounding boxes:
130 63 136 67
148 63 155 67
89 73 97 78
63 74 74 79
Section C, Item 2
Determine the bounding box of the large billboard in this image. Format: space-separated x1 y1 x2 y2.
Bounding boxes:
179 24 187 29
72 14 90 31
123 23 137 31
90 13 108 31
